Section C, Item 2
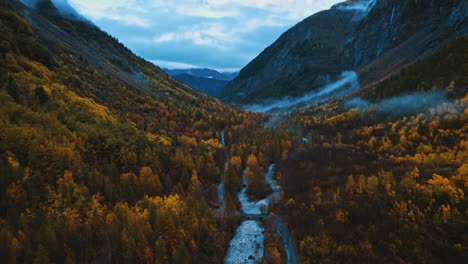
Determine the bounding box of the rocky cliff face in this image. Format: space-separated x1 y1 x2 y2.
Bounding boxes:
353 0 467 89
222 0 467 104
221 6 361 103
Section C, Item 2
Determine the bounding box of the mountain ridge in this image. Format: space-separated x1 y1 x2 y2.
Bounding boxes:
0 1 245 261
1 0 467 263
171 73 228 98
164 68 238 81
222 0 467 104
11 0 225 108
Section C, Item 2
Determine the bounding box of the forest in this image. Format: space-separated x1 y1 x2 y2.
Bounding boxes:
278 92 467 263
0 0 467 263
274 37 468 261
0 1 251 262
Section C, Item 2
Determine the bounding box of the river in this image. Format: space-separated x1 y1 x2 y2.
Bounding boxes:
217 130 228 207
218 131 297 264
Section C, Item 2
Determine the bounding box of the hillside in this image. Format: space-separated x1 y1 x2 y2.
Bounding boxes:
279 92 468 263
362 36 468 101
222 0 467 104
0 0 257 262
0 0 467 263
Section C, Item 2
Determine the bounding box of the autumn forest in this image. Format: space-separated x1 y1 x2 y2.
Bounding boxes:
0 0 467 263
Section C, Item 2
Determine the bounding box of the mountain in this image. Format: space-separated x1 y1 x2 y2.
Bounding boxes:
19 0 85 20
164 68 238 81
222 0 467 104
1 0 468 263
172 73 228 97
0 0 244 262
9 0 227 110
163 68 237 97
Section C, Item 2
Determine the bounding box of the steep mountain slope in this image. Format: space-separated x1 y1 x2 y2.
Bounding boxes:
273 33 468 263
1 1 467 263
222 0 467 104
362 36 468 101
0 0 250 262
221 3 360 103
353 0 467 91
20 0 84 19
172 73 228 97
12 0 222 109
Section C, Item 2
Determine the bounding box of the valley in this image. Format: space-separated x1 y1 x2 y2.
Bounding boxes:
163 69 238 98
0 0 467 263
218 128 296 263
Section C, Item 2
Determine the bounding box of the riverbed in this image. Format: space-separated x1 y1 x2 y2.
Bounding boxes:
218 131 297 264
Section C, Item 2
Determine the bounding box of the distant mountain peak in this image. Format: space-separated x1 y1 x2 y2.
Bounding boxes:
163 68 238 81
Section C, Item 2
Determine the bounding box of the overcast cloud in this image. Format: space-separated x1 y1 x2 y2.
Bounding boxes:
68 0 342 71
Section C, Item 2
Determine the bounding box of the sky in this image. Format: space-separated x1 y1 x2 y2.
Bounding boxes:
67 0 343 71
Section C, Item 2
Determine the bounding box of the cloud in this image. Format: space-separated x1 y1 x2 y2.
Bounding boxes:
119 15 151 28
20 0 86 20
333 0 376 12
152 30 222 47
69 0 151 27
173 4 240 18
153 33 177 43
204 0 340 20
344 91 450 117
150 60 201 69
245 71 359 113
69 0 340 32
148 0 339 20
151 22 242 49
67 0 343 69
69 0 340 28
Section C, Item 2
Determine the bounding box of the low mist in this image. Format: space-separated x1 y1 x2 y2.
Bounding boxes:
19 0 39 8
334 0 377 20
20 0 85 21
244 71 360 113
344 90 450 115
335 0 377 12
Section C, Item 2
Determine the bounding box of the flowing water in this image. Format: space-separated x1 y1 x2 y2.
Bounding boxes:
217 130 297 263
272 215 298 264
225 220 265 263
237 164 279 215
222 72 362 264
220 157 297 263
218 130 228 207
